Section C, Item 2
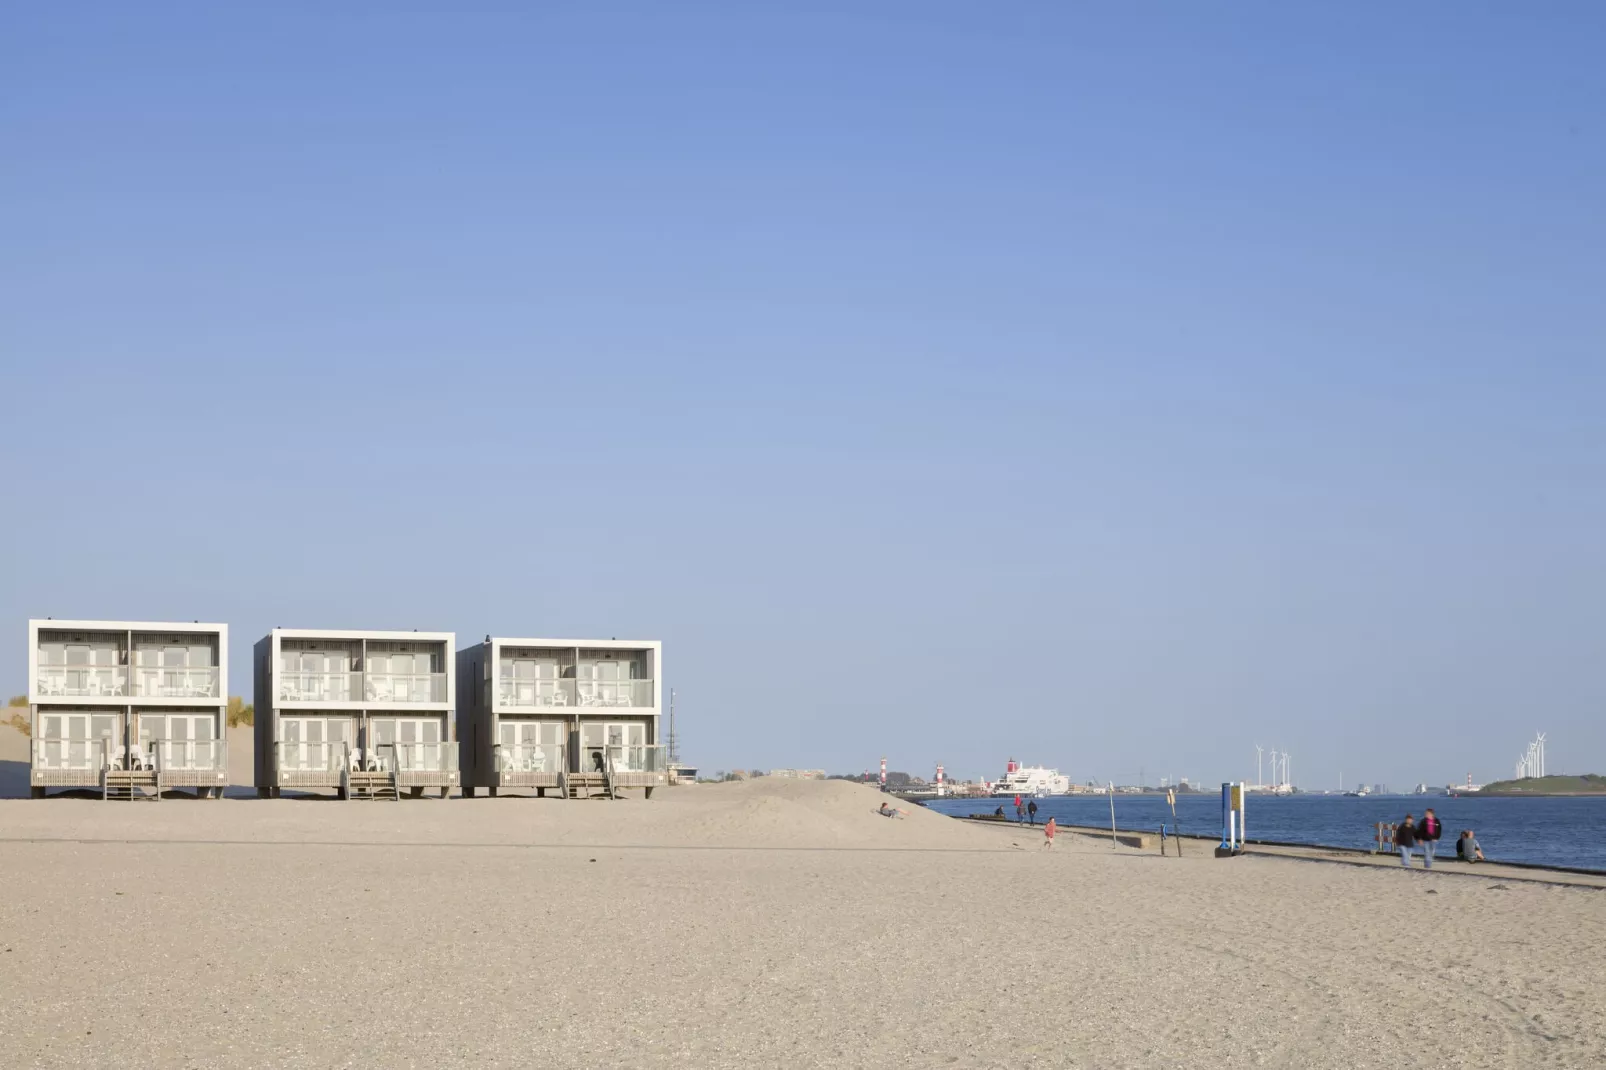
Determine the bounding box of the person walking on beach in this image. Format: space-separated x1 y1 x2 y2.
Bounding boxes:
1396 814 1420 868
1457 829 1484 863
1419 808 1442 869
1014 794 1024 823
1027 799 1039 825
1042 816 1057 849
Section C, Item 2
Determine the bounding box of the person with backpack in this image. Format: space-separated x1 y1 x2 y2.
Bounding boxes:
1418 808 1443 869
1396 814 1420 868
1027 799 1039 825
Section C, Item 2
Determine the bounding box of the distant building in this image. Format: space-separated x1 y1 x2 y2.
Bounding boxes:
256 627 457 800
767 769 826 780
456 636 664 800
29 619 229 800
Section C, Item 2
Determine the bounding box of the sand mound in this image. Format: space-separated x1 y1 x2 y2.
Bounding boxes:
652 778 994 850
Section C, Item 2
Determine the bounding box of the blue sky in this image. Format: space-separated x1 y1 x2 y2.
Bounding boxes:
3 3 1603 787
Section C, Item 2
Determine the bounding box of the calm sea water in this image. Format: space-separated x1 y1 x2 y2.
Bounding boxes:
922 792 1606 871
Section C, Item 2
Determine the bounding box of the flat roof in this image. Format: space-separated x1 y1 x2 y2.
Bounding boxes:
473 636 660 651
269 628 455 642
31 619 227 633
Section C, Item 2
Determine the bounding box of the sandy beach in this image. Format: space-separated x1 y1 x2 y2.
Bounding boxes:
0 737 1602 1070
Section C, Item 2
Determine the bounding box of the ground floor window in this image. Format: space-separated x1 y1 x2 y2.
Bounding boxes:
139 713 219 769
369 717 444 771
280 716 353 771
498 720 563 773
581 721 648 772
36 711 119 768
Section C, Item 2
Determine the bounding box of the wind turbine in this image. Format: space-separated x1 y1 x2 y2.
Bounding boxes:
1536 733 1546 778
1255 745 1264 788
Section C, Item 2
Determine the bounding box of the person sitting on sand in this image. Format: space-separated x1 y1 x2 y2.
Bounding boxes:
1457 829 1484 863
878 801 898 818
1042 816 1057 849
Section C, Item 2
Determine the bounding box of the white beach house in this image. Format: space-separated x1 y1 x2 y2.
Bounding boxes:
456 637 666 799
254 628 457 799
27 619 229 799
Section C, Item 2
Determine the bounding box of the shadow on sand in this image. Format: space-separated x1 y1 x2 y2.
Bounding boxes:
0 759 31 799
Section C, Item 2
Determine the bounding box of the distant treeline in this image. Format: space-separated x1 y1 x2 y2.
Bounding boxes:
1479 774 1606 795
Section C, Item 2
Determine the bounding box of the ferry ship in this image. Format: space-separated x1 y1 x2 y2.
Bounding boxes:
989 759 1070 797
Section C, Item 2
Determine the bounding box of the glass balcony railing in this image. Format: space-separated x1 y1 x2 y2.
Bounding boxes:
577 678 654 709
498 679 577 708
32 737 112 771
278 671 363 702
377 742 458 774
363 673 447 703
604 743 667 775
131 667 220 699
277 740 349 774
155 739 228 773
496 742 566 775
34 666 128 699
499 678 654 708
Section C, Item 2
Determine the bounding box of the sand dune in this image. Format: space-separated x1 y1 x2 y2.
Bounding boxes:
0 778 1601 1069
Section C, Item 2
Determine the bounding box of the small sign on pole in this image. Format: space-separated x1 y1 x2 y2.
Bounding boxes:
1216 782 1246 857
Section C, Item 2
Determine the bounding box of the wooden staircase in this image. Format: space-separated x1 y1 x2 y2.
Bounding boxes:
345 771 400 801
565 772 614 800
103 769 160 801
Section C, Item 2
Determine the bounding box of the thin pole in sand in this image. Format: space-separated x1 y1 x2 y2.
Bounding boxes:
1108 782 1117 849
668 688 677 765
1168 787 1182 857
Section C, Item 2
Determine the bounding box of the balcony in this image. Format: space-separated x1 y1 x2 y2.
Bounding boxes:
30 737 229 789
131 667 220 700
606 743 667 774
278 671 363 703
32 736 112 774
493 741 565 789
381 741 458 775
499 678 575 708
364 673 447 704
496 742 566 775
605 743 668 789
35 666 128 700
276 740 348 786
152 739 229 787
498 678 653 709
